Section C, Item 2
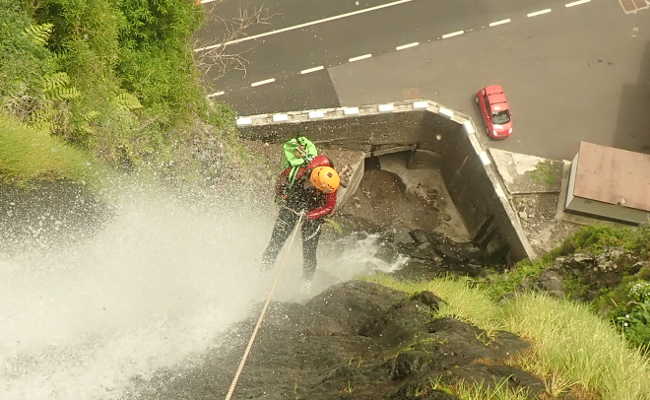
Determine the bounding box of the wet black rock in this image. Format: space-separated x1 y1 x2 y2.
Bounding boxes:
127 281 544 400
384 229 489 280
521 248 646 301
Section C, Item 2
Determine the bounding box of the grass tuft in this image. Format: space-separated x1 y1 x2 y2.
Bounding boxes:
502 293 650 400
0 113 103 187
366 274 650 400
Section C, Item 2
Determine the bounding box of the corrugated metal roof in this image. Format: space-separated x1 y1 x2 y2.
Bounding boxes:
574 141 650 212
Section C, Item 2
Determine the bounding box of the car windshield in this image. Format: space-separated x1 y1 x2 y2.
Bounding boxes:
492 110 511 125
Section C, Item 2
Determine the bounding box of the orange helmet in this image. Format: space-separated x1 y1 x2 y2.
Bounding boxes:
310 166 340 193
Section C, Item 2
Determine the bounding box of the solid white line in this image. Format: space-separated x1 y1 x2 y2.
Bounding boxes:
565 0 590 7
250 78 275 87
489 18 511 27
442 30 464 39
200 0 218 4
396 42 419 51
300 65 325 74
194 0 416 52
349 54 372 62
527 8 552 17
207 91 225 98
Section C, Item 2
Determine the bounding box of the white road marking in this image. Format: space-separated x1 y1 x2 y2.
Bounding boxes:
349 53 372 62
378 103 395 112
236 117 252 126
396 42 420 51
200 0 218 4
273 113 289 122
442 30 465 39
250 78 276 87
527 8 552 17
343 106 360 115
194 0 416 52
207 91 225 98
565 0 590 7
300 65 325 74
489 18 511 27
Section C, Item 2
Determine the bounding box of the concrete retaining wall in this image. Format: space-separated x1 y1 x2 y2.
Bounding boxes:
237 100 535 262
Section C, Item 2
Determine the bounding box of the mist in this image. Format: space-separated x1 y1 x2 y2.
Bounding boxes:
0 185 400 400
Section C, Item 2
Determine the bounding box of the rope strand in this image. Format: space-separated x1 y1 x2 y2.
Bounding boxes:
224 213 305 400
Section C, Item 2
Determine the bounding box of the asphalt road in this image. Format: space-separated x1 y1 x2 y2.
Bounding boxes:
195 0 650 160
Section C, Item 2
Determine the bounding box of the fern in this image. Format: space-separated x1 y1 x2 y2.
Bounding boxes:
50 86 80 101
114 92 143 110
29 104 57 134
83 111 101 121
25 23 54 46
42 72 70 92
41 72 80 101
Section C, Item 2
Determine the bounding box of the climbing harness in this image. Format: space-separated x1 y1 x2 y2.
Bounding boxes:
224 212 305 400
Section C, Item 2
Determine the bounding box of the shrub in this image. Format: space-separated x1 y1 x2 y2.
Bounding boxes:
1 1 233 182
0 2 56 101
614 281 650 349
116 0 203 123
558 224 650 256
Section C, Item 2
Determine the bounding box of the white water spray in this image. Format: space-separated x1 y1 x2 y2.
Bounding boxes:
0 187 401 400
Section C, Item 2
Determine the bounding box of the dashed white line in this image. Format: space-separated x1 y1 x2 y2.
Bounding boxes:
207 91 225 98
396 42 419 51
489 18 511 27
565 0 590 7
300 65 325 74
250 78 276 87
194 0 416 52
349 54 372 62
442 30 465 39
527 8 552 17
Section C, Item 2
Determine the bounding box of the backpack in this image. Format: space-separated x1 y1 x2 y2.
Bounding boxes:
282 136 318 186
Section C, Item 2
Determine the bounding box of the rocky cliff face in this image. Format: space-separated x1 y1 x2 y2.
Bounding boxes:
126 281 543 400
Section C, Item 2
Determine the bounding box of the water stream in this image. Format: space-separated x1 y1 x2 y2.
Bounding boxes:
0 187 402 399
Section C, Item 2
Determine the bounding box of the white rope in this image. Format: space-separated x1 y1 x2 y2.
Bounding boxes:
224 213 305 400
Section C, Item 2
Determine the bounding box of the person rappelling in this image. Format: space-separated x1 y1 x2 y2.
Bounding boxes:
260 136 341 289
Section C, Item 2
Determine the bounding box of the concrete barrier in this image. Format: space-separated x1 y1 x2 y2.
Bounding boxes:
237 100 536 262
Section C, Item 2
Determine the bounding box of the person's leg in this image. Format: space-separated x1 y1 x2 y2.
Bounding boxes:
261 208 298 270
301 219 323 281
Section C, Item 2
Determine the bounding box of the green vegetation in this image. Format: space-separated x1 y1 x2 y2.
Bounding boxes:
0 114 103 186
481 225 650 348
558 224 650 255
1 0 234 186
482 251 560 300
365 274 650 400
435 378 531 400
526 160 562 186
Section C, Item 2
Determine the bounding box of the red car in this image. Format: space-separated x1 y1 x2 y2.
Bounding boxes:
475 85 512 140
